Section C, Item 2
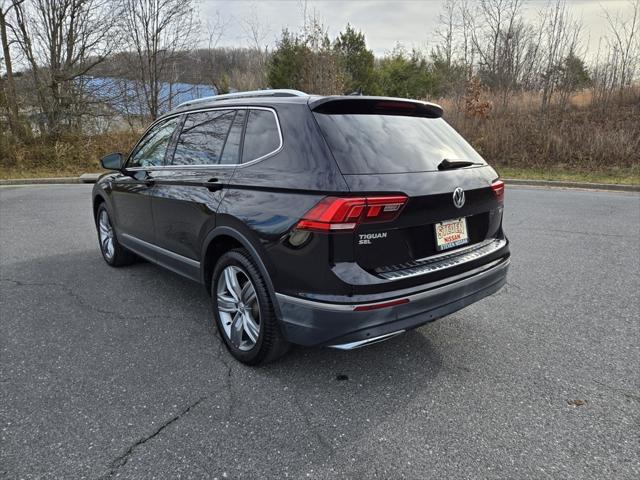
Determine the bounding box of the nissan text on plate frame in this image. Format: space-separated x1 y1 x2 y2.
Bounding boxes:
91 90 510 364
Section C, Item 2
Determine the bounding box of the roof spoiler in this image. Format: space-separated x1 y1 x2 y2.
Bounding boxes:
309 96 443 118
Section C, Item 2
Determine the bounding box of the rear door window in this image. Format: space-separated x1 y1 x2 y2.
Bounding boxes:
172 110 235 166
313 114 486 174
242 109 281 162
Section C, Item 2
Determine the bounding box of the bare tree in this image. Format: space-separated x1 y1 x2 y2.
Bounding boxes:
0 0 25 139
603 0 640 90
538 0 583 112
299 13 345 94
120 0 199 120
470 0 535 99
434 0 457 69
458 0 476 74
590 0 640 104
239 7 269 89
10 0 119 137
199 11 233 93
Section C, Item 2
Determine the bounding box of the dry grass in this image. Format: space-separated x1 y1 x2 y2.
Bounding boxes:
441 87 640 180
498 165 639 185
2 87 639 184
1 130 140 179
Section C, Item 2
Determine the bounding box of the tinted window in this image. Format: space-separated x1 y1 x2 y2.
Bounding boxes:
219 110 246 165
128 117 179 168
242 110 280 162
172 110 235 165
313 114 486 174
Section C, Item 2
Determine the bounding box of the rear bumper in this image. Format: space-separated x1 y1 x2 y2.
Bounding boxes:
275 257 509 347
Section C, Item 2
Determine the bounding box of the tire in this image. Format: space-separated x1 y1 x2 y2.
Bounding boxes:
212 248 290 365
96 204 136 267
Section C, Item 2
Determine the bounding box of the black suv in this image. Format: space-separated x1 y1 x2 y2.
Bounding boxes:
93 89 510 364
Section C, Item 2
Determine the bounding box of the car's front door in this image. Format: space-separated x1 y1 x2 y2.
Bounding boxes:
111 116 180 253
149 108 245 277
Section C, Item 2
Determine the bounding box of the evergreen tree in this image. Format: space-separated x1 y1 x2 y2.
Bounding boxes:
376 45 435 99
267 29 305 89
333 24 376 94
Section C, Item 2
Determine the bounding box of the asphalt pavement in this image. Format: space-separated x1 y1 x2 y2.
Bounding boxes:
1 184 638 479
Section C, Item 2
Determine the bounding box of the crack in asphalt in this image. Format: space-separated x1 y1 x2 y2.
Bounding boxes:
100 397 206 479
211 334 334 456
213 337 237 422
5 273 340 460
0 277 186 322
289 391 336 455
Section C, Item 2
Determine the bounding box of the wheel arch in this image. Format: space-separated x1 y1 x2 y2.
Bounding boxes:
201 226 282 318
92 193 108 222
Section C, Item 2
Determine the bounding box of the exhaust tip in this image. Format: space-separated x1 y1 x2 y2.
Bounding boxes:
328 330 406 350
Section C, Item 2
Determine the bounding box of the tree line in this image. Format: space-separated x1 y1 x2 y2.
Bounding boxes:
268 0 638 110
0 0 638 171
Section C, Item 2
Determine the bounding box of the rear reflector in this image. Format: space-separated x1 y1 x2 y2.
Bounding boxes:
296 195 407 232
353 298 410 311
491 180 505 201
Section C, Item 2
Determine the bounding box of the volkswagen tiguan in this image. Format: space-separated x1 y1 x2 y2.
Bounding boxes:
92 89 510 364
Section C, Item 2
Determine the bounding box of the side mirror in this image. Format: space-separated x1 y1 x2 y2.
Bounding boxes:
100 152 124 170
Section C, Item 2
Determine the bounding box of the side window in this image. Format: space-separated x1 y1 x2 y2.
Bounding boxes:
128 117 179 168
172 110 235 166
242 109 281 163
219 110 246 165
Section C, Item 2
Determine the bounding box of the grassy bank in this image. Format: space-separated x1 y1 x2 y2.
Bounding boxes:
496 166 639 185
0 130 140 180
1 89 638 185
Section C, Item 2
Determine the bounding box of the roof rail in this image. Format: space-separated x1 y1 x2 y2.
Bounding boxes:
176 89 308 109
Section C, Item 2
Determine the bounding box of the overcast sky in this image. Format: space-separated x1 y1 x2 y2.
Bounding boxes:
199 0 635 58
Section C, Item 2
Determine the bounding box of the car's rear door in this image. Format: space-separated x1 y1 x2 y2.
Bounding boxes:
311 98 507 291
149 108 245 278
111 116 181 251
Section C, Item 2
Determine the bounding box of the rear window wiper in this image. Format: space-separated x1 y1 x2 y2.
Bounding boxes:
437 159 484 170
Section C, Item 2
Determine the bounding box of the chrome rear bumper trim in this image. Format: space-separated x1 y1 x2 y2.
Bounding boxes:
375 238 507 280
276 257 509 312
329 330 406 350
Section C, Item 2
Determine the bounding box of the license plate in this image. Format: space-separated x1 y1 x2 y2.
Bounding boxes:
434 217 469 251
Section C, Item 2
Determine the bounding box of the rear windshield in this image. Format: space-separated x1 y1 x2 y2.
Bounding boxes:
313 113 486 174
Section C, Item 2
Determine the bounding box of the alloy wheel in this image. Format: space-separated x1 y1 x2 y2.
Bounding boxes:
98 210 115 260
216 265 261 351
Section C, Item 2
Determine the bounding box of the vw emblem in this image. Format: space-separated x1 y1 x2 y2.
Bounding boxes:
452 187 465 208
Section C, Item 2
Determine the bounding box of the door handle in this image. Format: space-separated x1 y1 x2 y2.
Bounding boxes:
203 178 223 191
144 178 155 186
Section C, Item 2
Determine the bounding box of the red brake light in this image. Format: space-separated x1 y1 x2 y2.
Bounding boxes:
296 195 407 232
491 180 505 201
375 101 417 111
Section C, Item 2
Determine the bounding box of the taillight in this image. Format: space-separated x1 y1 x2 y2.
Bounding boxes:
296 195 407 232
491 180 505 201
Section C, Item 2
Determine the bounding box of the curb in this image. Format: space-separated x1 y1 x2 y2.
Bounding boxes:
504 178 639 192
0 173 100 185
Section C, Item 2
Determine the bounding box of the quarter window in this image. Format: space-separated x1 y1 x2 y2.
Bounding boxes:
219 110 246 165
242 110 280 162
127 117 180 168
172 110 235 166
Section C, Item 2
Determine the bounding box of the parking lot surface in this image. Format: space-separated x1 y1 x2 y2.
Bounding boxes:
1 184 638 479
